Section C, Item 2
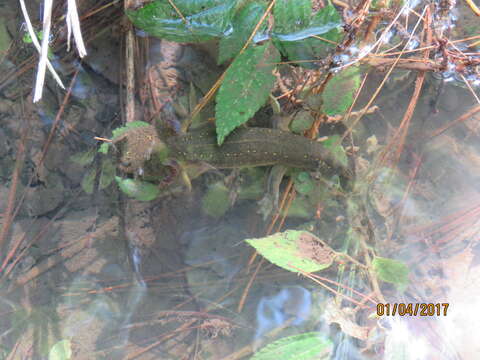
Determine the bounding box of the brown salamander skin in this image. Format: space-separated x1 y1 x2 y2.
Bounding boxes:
167 125 354 186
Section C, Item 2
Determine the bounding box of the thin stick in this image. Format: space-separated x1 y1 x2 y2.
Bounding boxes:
0 130 27 251
464 0 480 16
428 104 480 138
124 21 136 123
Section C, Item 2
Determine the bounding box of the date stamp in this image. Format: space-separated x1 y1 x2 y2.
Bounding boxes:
377 303 449 317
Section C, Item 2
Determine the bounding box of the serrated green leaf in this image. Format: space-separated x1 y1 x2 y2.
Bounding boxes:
115 176 160 201
322 135 348 167
98 121 150 154
49 339 72 360
216 42 279 145
245 230 334 273
273 1 342 68
322 66 360 116
126 0 238 42
251 332 333 360
218 2 267 64
81 168 96 194
201 182 230 217
372 256 409 289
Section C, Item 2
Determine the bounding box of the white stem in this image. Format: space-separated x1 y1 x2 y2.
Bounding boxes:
19 0 65 93
67 0 87 57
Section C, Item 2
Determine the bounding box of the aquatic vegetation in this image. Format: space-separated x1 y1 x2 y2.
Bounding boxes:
251 332 333 359
127 0 357 144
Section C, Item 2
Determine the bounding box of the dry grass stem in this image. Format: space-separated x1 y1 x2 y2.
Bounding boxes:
67 0 87 57
33 0 53 102
19 0 65 92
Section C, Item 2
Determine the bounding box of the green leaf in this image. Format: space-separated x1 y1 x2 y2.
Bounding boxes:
216 42 279 145
201 182 230 217
290 110 314 134
126 0 238 42
23 30 43 44
218 2 267 64
115 176 160 201
99 121 150 154
251 332 333 360
70 149 96 166
49 339 72 360
281 196 313 219
322 135 348 167
0 20 11 54
273 1 342 68
322 66 360 116
99 159 115 189
81 168 96 194
245 230 334 273
273 0 312 34
372 256 409 289
294 171 314 195
238 167 267 200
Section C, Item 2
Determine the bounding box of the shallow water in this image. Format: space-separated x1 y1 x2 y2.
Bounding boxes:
1 0 480 359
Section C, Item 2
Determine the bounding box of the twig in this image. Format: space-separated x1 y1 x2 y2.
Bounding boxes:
459 73 480 105
392 6 432 164
464 0 480 16
288 264 372 307
0 129 27 253
124 8 136 123
428 104 480 138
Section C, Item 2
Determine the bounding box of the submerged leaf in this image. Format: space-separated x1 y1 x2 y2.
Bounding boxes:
322 66 360 116
245 230 334 273
216 42 279 145
251 332 333 360
126 0 238 42
294 171 314 195
99 159 116 189
273 0 342 68
201 182 230 217
290 111 315 134
372 256 409 289
322 135 348 167
81 168 96 194
115 176 160 201
49 339 72 360
70 149 96 166
218 2 267 64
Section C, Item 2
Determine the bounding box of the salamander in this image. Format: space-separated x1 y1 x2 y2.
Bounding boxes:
115 124 354 188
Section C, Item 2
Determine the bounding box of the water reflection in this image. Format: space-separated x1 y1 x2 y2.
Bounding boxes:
255 286 312 340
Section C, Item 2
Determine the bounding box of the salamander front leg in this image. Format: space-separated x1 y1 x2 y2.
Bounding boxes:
257 165 288 220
